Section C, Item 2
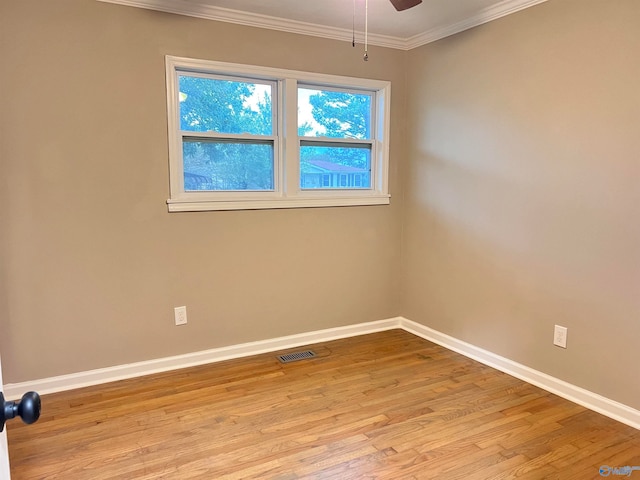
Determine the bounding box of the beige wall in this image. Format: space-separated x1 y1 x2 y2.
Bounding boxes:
0 0 406 382
2 0 638 413
403 0 640 409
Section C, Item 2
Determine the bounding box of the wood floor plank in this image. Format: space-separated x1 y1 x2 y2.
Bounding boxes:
8 329 640 479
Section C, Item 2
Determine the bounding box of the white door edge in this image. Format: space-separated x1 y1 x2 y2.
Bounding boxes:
0 352 12 479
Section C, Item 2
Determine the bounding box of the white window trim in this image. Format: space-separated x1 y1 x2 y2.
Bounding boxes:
165 55 391 212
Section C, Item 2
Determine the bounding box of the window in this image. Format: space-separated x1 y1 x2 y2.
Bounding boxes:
166 56 391 211
299 86 373 191
179 75 276 192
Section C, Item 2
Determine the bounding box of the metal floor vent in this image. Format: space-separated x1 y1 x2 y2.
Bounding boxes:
277 350 317 363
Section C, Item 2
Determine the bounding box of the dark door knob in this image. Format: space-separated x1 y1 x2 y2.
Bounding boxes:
0 391 41 432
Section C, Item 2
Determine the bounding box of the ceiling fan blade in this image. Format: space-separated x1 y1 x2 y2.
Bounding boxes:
389 0 422 11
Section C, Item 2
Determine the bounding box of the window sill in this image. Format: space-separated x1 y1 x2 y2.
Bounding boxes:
166 194 391 212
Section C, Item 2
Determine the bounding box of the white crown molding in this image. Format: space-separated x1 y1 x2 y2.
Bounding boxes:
97 0 548 51
95 0 407 50
406 0 550 49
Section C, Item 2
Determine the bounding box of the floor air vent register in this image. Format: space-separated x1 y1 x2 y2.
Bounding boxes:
277 350 317 363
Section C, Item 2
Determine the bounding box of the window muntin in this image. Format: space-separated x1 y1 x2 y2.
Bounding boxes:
166 56 390 211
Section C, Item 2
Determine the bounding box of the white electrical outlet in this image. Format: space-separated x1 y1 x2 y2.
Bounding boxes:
553 325 567 348
174 306 188 326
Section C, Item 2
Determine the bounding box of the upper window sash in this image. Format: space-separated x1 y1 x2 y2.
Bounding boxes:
178 72 276 138
297 84 374 141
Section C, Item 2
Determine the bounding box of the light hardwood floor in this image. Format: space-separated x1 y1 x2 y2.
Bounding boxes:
7 330 640 479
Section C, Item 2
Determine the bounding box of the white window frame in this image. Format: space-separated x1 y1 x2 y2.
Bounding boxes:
165 56 391 212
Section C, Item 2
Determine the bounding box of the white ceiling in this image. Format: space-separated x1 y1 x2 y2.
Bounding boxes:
99 0 548 49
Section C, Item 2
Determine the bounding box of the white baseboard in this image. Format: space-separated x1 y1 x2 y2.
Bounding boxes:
4 316 639 430
2 317 402 399
398 317 640 430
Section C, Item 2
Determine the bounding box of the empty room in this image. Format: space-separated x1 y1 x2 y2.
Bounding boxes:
1 0 638 478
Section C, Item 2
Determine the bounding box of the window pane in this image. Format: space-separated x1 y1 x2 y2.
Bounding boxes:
300 145 371 189
179 75 272 135
183 141 274 191
298 88 372 139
